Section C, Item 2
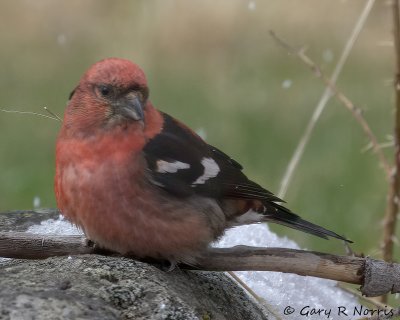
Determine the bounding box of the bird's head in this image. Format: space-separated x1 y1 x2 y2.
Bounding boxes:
62 58 150 136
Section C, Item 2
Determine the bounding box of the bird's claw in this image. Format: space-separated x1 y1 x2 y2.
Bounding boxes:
159 260 178 272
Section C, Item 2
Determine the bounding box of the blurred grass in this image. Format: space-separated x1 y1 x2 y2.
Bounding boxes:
0 0 396 257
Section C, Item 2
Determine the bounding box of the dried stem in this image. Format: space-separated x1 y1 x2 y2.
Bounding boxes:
336 283 394 311
382 0 400 264
43 107 62 122
1 232 400 297
0 107 59 121
270 31 391 183
227 271 284 320
381 2 400 303
277 0 376 198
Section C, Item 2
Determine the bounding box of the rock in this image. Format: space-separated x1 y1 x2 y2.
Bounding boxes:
0 209 271 319
0 254 271 320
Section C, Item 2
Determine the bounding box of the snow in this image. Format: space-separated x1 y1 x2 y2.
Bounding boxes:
57 34 67 46
282 79 292 89
33 196 41 209
248 1 256 11
3 215 364 319
27 214 83 236
0 215 82 265
216 224 363 320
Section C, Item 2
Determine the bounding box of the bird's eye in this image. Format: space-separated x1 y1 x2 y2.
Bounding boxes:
99 85 111 97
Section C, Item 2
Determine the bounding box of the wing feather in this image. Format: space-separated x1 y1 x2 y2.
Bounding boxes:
143 113 283 202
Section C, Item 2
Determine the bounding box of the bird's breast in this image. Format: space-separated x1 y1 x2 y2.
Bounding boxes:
55 135 217 261
55 134 145 228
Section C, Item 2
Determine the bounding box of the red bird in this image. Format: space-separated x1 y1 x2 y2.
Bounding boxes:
55 58 349 265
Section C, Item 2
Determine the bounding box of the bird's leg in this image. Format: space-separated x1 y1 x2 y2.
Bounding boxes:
159 259 178 272
84 238 96 248
127 255 178 271
85 238 119 256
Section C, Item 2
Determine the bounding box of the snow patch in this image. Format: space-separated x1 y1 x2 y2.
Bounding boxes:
216 224 361 319
27 215 83 235
282 79 292 89
248 1 256 11
33 196 41 209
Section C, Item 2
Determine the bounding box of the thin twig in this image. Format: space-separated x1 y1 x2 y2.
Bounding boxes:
380 0 400 304
43 107 62 122
243 0 375 310
227 271 264 308
271 30 391 187
227 271 284 320
277 0 377 198
362 140 394 153
336 283 393 310
0 108 59 121
382 0 400 263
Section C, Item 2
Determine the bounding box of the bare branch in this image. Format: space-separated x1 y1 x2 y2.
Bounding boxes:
382 0 400 264
277 0 376 198
270 31 391 182
0 232 96 259
380 0 400 304
1 231 400 297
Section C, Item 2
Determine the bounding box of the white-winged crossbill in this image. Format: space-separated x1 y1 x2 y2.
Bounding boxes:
55 58 350 265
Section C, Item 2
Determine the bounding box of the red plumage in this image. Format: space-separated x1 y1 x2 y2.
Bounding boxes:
55 58 349 265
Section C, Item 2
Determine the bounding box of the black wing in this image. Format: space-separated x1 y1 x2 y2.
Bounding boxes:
143 113 352 243
143 113 282 202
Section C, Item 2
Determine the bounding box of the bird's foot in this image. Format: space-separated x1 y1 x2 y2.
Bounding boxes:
84 238 96 248
159 259 178 272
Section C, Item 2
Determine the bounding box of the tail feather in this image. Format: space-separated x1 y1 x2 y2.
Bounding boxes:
263 203 352 243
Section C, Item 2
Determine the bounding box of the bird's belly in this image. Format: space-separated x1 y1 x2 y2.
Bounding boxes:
57 162 218 262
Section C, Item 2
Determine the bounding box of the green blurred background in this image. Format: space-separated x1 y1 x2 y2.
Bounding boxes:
0 1 395 257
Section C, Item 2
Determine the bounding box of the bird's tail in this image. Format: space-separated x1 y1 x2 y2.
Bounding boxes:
263 202 352 243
